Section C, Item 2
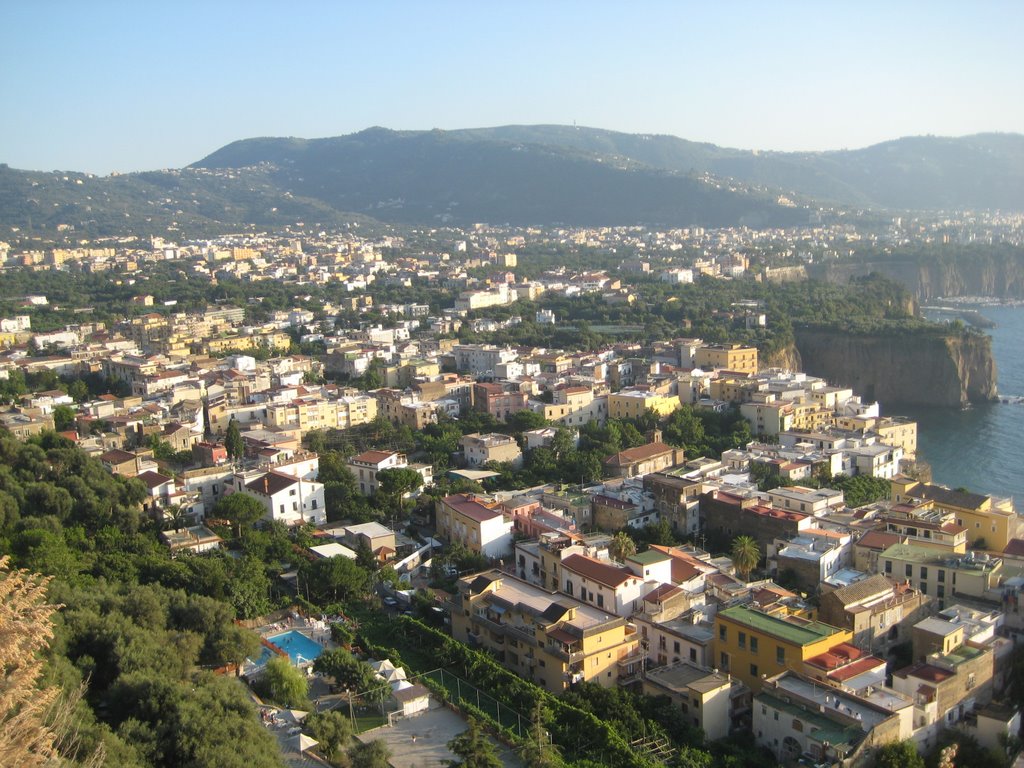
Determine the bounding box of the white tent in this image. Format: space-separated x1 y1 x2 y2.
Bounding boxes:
289 733 318 753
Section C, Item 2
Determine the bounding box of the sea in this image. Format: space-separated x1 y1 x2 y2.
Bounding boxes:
884 304 1024 504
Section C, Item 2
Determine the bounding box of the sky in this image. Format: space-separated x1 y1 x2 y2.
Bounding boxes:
2 1 1022 175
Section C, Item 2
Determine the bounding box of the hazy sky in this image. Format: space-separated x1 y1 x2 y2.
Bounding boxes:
2 1 1021 174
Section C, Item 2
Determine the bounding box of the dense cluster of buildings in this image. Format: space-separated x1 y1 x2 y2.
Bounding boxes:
2 223 1023 766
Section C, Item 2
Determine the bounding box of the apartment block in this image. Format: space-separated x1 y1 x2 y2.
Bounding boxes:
450 570 641 692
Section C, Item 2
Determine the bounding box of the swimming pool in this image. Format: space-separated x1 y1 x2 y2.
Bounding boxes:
258 630 324 666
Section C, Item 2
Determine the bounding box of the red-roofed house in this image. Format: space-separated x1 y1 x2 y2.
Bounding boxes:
225 469 326 526
560 554 647 617
346 450 408 496
436 493 514 559
603 441 685 479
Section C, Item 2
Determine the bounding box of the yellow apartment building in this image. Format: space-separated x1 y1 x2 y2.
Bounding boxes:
695 344 759 374
607 389 681 420
714 604 852 693
451 570 641 692
892 477 1020 550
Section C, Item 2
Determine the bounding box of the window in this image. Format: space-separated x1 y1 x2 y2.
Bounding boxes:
738 632 746 650
776 646 785 665
719 626 727 642
905 564 912 577
750 664 758 678
690 648 697 662
597 595 604 608
937 585 945 598
938 570 945 583
920 566 928 580
921 583 927 595
674 641 680 654
750 637 759 653
885 560 892 575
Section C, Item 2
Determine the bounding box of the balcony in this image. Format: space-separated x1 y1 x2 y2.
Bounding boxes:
548 643 585 662
504 623 540 647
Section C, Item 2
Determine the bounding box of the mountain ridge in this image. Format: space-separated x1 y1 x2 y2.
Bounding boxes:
2 125 1021 240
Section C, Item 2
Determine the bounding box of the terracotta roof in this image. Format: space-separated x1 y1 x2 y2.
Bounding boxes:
99 449 135 464
856 531 902 551
827 574 895 607
650 545 714 583
604 442 675 468
1004 539 1024 557
246 470 298 496
644 583 685 603
442 494 502 523
894 663 953 684
562 554 638 588
351 449 398 465
828 655 886 682
137 470 173 490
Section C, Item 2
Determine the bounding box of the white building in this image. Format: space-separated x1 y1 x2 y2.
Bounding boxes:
227 469 326 526
346 450 408 496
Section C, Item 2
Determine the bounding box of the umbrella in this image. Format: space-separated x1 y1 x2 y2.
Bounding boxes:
289 733 318 753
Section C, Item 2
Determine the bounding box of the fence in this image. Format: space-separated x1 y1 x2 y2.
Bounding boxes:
419 667 527 739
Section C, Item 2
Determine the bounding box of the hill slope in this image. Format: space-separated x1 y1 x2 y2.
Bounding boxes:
191 128 804 229
452 126 1024 210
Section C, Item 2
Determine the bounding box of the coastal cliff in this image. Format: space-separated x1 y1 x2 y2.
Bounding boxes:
807 247 1024 301
793 328 998 407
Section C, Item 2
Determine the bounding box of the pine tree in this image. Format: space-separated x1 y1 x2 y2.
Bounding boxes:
447 716 502 768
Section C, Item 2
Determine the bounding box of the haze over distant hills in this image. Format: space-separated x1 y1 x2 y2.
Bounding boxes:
2 126 1022 238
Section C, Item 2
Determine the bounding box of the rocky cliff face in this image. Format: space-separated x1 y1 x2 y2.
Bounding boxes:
808 251 1024 300
762 344 803 372
793 328 997 407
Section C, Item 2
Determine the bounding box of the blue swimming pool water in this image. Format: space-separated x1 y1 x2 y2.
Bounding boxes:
258 630 324 666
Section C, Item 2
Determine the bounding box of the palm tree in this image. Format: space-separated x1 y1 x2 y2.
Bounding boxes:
731 535 760 582
609 531 637 563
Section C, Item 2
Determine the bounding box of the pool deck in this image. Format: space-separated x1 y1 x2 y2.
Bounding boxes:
245 616 335 673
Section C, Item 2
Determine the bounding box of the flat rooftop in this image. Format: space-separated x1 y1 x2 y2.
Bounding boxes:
773 673 892 730
645 662 731 694
719 605 843 647
466 570 619 632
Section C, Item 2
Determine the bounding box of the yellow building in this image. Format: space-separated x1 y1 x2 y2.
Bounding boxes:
713 605 852 693
335 394 378 430
450 570 641 692
892 476 1019 551
607 389 681 420
264 397 338 436
695 344 759 374
879 543 1002 609
789 401 834 432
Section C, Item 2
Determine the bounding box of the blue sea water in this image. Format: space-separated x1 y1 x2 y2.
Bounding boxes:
887 305 1024 504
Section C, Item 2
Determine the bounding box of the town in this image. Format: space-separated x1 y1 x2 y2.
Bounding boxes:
2 218 1023 768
